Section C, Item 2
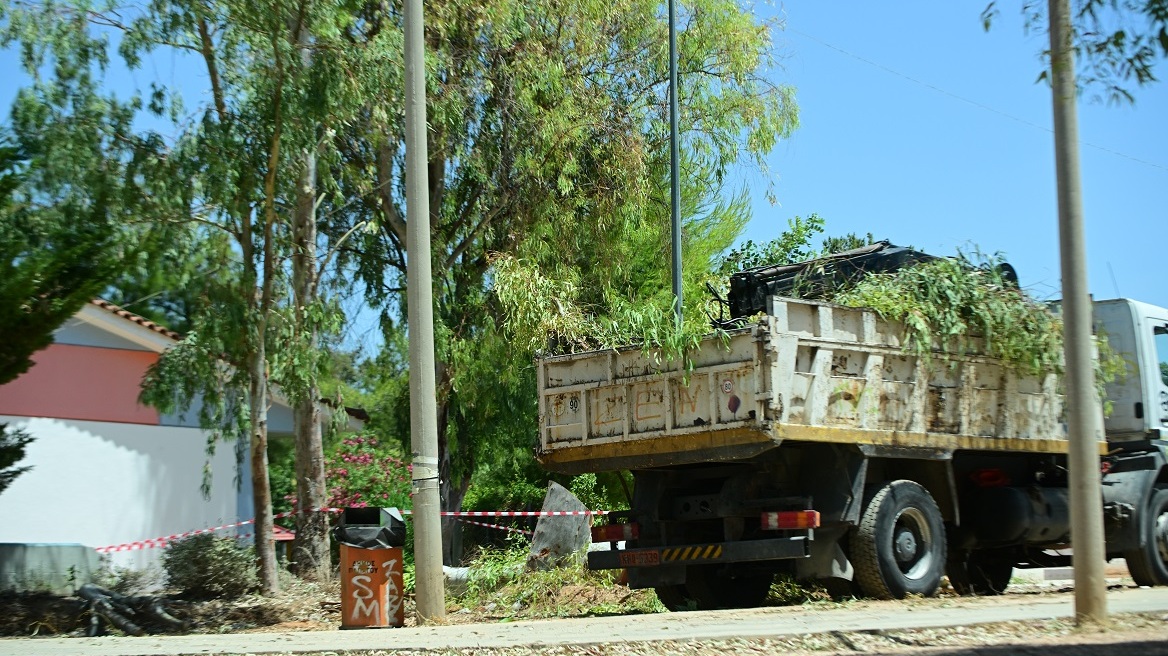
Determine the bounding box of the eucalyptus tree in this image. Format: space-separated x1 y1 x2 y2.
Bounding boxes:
982 1 1168 102
0 9 151 494
122 0 355 591
326 0 798 561
1 0 358 592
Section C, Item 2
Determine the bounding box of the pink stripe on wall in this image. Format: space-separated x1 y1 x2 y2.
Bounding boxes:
0 344 161 425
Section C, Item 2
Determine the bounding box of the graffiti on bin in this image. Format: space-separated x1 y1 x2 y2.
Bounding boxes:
347 557 403 624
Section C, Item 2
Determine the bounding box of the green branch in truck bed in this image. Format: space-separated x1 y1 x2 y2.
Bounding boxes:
831 253 1062 377
828 252 1126 406
491 253 718 367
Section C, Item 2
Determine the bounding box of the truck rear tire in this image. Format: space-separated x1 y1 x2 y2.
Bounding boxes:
654 584 695 611
1124 487 1168 586
852 480 946 599
947 549 1013 595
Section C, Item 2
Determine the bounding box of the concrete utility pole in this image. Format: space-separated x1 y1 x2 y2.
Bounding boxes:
404 0 446 623
1047 0 1107 627
668 0 682 323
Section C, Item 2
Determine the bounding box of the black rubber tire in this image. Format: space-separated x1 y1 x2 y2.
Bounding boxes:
654 584 695 611
1124 487 1168 586
852 480 947 599
947 549 1014 596
684 565 773 610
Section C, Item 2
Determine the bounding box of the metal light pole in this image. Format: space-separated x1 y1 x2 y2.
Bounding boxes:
1047 0 1107 627
668 0 682 323
404 0 446 623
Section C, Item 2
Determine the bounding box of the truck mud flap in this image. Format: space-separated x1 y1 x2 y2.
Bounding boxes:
587 536 810 570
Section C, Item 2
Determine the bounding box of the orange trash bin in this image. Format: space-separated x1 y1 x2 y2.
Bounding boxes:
339 544 405 628
334 508 407 629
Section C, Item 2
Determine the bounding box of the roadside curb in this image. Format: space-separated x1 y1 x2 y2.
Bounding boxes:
3 586 1167 656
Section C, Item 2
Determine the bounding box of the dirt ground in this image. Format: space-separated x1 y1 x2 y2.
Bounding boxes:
4 570 1168 656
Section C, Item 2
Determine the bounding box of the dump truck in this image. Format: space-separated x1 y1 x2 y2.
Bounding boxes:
535 243 1168 609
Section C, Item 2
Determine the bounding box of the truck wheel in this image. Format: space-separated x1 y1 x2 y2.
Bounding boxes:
685 564 773 610
852 480 946 599
654 584 696 611
947 549 1013 595
1124 487 1168 586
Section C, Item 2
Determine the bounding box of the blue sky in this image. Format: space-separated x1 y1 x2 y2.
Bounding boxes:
749 2 1168 307
2 2 1165 318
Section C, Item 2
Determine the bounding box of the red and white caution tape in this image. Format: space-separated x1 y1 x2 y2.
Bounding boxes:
429 510 607 517
94 508 342 553
94 508 603 552
95 518 257 553
455 517 534 536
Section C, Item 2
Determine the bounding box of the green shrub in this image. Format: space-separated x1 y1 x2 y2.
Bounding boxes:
325 435 412 510
450 540 662 618
162 534 258 599
95 560 163 595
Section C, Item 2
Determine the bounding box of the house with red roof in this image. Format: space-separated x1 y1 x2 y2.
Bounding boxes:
0 300 294 579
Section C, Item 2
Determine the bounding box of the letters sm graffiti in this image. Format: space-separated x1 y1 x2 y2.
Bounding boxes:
340 546 405 628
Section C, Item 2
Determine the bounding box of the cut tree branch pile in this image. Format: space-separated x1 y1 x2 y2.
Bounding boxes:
76 583 188 636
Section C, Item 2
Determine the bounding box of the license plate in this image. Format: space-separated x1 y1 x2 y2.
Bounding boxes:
617 550 660 567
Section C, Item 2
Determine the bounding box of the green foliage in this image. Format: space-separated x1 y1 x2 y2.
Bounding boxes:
820 232 877 256
983 1 1168 102
0 424 33 495
323 435 412 510
767 574 833 605
270 300 348 408
95 562 163 596
326 0 800 539
139 328 250 496
0 0 189 383
569 473 631 513
103 229 235 336
710 217 874 305
831 251 1126 401
0 130 122 384
456 542 529 601
268 437 297 523
463 472 548 515
162 534 258 599
717 214 826 275
6 0 802 564
450 541 662 618
834 253 1063 376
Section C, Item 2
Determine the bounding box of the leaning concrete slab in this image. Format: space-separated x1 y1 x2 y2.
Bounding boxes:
526 481 590 571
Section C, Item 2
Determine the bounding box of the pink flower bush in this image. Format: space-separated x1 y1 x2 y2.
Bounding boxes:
324 435 412 510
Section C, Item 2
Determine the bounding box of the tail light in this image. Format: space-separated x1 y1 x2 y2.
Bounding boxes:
970 468 1011 487
591 522 639 542
761 510 820 530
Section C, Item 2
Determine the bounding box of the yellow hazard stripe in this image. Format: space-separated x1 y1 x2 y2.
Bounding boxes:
661 545 723 561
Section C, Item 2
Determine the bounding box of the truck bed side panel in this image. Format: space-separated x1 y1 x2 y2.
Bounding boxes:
538 298 1069 473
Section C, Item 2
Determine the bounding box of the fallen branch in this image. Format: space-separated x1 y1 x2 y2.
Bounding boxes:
76 584 187 636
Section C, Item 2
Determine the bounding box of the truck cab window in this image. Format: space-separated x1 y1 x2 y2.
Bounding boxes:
1156 326 1168 387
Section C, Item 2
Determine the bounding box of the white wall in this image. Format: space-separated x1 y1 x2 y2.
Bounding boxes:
0 416 254 570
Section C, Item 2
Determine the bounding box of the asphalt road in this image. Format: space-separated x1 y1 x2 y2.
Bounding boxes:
3 587 1168 656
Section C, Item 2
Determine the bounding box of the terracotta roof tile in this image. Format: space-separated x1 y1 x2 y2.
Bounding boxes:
90 299 182 341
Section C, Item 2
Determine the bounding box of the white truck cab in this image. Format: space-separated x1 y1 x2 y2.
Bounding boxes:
1097 298 1168 442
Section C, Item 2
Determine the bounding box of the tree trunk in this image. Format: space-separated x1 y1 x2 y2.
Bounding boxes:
292 396 329 581
249 345 280 594
439 462 471 566
434 370 472 566
290 143 330 581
